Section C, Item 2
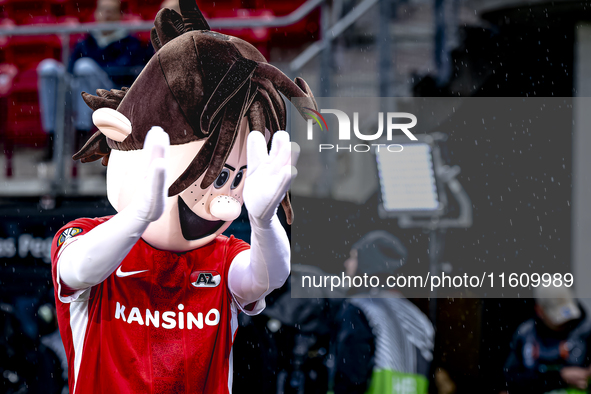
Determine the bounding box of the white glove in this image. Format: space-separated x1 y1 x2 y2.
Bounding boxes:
242 130 300 226
133 127 169 222
228 130 299 312
57 127 169 295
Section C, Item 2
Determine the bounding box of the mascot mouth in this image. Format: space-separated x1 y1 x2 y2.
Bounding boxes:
178 197 226 241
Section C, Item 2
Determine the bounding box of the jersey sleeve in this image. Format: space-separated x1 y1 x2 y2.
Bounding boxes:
51 216 111 303
224 236 266 316
225 235 250 264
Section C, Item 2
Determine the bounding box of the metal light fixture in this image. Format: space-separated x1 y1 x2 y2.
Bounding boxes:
376 133 472 229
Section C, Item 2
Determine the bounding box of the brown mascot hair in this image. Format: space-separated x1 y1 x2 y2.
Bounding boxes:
73 0 317 224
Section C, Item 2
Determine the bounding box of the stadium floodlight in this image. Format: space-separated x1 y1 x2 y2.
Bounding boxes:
377 142 442 215
376 133 472 229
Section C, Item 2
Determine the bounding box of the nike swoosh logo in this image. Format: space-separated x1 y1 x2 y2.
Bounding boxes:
116 267 148 278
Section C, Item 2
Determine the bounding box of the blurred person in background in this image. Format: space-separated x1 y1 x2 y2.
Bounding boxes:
0 303 65 393
234 265 343 393
36 0 149 161
333 231 434 394
504 285 591 394
38 291 68 394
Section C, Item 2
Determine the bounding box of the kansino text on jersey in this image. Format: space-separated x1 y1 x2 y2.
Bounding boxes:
115 302 220 329
318 144 404 153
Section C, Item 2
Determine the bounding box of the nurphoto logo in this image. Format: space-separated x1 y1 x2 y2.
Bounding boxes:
304 108 418 153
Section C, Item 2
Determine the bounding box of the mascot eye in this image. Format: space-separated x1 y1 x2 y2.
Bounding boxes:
231 169 244 190
214 168 231 189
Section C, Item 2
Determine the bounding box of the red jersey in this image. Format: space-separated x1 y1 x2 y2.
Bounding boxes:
51 216 253 394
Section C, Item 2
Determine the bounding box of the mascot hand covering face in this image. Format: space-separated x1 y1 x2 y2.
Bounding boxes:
49 1 316 393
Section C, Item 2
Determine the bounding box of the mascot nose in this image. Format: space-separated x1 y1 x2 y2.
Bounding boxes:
209 195 242 221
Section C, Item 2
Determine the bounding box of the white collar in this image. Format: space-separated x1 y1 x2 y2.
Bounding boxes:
90 29 129 49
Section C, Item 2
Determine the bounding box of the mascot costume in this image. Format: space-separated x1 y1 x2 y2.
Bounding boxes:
50 1 316 392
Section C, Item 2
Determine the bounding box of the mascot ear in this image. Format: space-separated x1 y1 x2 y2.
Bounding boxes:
151 8 185 52
92 108 132 142
151 0 210 51
179 0 210 32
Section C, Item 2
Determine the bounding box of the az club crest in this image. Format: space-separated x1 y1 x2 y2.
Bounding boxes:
190 271 221 288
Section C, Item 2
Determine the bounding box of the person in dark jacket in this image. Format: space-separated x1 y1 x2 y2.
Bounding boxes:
504 285 591 394
0 303 65 394
37 0 150 159
334 231 434 394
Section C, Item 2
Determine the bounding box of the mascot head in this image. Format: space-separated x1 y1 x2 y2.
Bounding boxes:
73 0 316 252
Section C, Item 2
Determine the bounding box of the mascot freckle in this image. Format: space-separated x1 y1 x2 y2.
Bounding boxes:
50 1 316 392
